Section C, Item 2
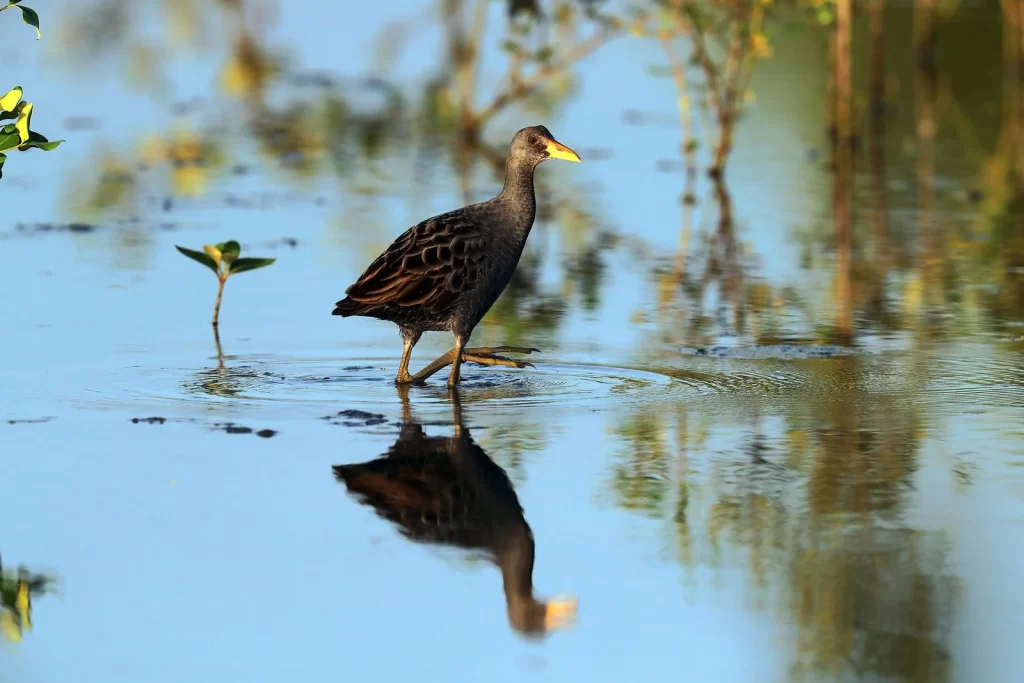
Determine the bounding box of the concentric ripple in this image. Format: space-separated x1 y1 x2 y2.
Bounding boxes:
98 354 785 417
175 357 695 410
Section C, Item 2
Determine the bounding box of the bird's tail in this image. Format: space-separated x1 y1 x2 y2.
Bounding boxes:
332 296 362 317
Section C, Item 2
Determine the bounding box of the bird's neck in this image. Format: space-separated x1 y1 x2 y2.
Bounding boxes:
497 527 535 606
497 159 537 235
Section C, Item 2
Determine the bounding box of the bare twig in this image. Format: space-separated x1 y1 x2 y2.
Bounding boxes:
472 13 648 130
684 7 725 117
657 23 697 287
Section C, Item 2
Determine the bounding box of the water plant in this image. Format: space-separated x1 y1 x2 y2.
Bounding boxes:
0 3 62 180
175 241 275 326
0 555 54 644
0 1 41 39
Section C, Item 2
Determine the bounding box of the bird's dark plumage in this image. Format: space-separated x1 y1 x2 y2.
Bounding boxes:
332 209 488 329
332 125 580 386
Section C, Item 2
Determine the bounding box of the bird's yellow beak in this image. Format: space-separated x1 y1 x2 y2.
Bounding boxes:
545 138 581 163
543 596 579 630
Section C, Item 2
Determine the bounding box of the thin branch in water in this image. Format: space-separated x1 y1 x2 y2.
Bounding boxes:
656 26 697 288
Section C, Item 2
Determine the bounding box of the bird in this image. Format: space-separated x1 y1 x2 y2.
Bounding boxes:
333 125 581 388
332 388 577 635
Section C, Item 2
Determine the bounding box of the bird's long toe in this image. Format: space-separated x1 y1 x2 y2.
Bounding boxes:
462 353 535 370
464 346 540 355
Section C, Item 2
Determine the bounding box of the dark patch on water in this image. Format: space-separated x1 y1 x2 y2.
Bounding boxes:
322 409 391 428
684 344 854 359
5 416 56 425
130 416 197 425
249 237 299 250
214 422 253 434
210 423 278 437
6 222 99 237
63 115 100 131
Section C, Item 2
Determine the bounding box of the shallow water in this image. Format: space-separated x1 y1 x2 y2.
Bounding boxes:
2 1 1024 682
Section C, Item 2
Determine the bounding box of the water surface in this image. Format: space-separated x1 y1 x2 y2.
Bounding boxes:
2 2 1023 682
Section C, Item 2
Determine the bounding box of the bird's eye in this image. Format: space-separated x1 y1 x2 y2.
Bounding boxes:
529 136 538 144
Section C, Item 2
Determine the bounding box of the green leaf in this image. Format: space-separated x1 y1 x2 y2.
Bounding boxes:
19 6 40 40
1 123 14 134
0 132 19 153
203 244 223 266
0 87 22 112
18 138 62 151
0 106 21 121
0 153 5 180
15 101 31 143
229 257 275 274
8 1 25 6
176 245 220 274
219 240 241 264
18 131 62 151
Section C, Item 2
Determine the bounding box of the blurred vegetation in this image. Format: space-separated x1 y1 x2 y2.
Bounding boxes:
36 0 1020 348
602 355 964 681
0 555 55 644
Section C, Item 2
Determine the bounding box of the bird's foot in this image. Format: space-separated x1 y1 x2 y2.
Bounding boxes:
407 346 539 384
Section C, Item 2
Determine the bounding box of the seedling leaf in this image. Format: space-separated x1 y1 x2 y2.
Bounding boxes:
220 240 241 265
176 245 220 273
203 244 223 266
229 257 275 274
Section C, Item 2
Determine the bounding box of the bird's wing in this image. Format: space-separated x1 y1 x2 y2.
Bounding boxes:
333 451 489 548
343 210 489 313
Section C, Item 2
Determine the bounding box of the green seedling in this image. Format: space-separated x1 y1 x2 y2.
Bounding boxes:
176 241 275 326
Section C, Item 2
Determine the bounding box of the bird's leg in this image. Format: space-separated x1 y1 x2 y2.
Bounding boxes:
395 329 422 384
446 335 466 388
409 349 457 384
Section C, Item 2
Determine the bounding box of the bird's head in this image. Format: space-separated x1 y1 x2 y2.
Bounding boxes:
509 125 581 167
507 594 578 637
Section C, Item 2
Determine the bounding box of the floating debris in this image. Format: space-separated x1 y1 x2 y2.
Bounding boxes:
5 416 55 425
322 409 391 428
684 344 856 360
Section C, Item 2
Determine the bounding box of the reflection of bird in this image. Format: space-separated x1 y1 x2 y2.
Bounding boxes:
332 390 577 635
333 125 581 387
